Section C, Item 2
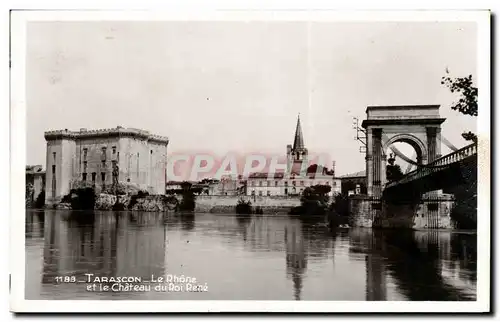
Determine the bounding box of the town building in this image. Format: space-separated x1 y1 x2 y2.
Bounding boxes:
246 115 341 197
166 176 246 196
214 175 246 195
44 126 169 205
26 165 45 208
337 170 367 196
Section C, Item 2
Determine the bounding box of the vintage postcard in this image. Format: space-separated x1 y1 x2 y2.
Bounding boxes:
10 9 490 313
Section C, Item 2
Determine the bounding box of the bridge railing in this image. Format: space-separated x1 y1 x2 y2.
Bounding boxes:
386 142 477 188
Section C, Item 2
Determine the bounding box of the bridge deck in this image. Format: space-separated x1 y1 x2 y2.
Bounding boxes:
385 143 477 189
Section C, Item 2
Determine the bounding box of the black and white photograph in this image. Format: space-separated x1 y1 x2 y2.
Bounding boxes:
9 9 491 313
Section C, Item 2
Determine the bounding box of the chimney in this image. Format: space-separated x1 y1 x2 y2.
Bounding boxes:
331 161 336 177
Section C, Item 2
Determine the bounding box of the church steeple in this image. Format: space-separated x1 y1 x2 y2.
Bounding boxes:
293 114 305 150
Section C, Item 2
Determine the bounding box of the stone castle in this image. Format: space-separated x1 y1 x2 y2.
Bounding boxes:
44 126 169 205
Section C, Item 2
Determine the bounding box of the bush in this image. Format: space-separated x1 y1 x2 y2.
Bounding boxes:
330 194 349 216
179 192 196 211
236 198 252 214
179 182 196 211
128 190 150 210
34 191 45 209
62 187 96 210
326 194 351 228
451 196 477 229
73 187 96 210
290 185 331 217
112 201 126 211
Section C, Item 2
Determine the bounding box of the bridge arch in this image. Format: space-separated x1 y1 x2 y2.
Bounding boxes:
361 105 445 197
382 133 428 164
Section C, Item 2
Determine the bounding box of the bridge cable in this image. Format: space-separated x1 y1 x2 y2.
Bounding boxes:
380 134 465 170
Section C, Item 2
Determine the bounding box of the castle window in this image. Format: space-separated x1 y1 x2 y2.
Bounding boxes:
102 160 106 168
292 181 296 186
83 161 87 171
259 181 262 187
275 181 278 187
52 152 56 162
333 181 336 186
91 172 96 183
284 181 288 186
300 181 304 186
112 146 116 154
51 165 56 198
82 173 87 182
101 172 106 183
101 147 107 160
258 191 263 196
267 191 271 196
267 181 270 187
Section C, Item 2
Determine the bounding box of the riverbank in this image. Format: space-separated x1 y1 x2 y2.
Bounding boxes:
46 192 301 214
50 192 178 212
194 195 300 214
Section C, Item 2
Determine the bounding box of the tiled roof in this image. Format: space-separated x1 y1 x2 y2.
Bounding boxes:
26 165 44 174
338 170 366 178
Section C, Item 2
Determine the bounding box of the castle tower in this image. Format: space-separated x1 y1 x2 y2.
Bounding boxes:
287 114 308 175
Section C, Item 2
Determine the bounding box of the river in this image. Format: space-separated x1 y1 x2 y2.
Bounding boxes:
25 210 477 301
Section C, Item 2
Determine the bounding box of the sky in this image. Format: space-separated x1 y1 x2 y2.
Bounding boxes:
26 20 477 176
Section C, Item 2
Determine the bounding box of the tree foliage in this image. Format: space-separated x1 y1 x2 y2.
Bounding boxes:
461 131 478 143
306 164 334 175
441 74 478 116
34 190 46 209
179 181 196 211
290 184 332 217
386 164 404 182
235 198 252 214
301 184 331 205
63 187 96 210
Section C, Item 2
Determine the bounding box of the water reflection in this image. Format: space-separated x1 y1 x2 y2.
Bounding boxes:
349 229 476 301
25 210 45 239
25 210 477 301
39 210 166 287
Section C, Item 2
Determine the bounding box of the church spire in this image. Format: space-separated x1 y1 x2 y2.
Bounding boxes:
293 113 305 150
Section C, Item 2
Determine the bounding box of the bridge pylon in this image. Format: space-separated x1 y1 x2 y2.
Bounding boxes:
361 105 445 197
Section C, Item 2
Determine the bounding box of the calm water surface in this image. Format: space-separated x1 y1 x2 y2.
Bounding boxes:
25 210 477 301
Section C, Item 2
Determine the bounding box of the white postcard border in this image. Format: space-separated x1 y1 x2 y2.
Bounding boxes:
9 9 491 313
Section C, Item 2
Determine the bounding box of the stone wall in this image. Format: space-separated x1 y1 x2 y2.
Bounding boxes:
53 193 298 214
94 193 178 212
348 194 455 229
348 195 375 227
195 195 301 214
